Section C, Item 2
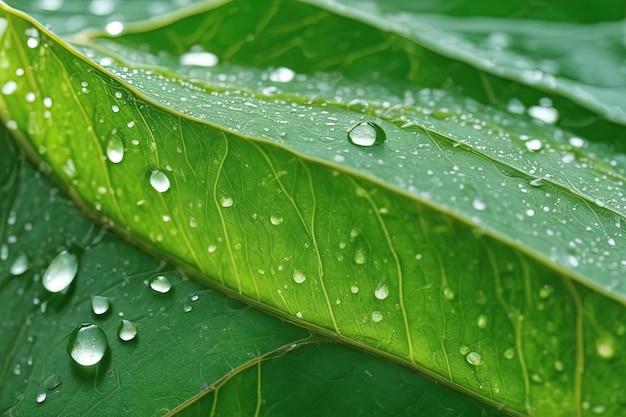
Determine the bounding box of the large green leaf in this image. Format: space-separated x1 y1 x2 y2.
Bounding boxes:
0 0 625 416
0 129 505 417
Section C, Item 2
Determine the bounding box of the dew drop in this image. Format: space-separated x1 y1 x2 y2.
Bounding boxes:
503 348 515 360
67 323 108 366
221 197 234 208
148 275 171 293
149 170 170 193
91 295 110 315
374 282 389 300
106 136 124 163
36 390 46 403
353 247 366 265
118 319 138 342
293 270 306 284
371 311 383 322
10 252 29 275
42 250 78 293
525 139 543 151
472 198 486 211
443 287 455 300
269 67 295 83
270 215 283 225
595 334 615 359
347 122 386 147
466 351 483 366
350 285 359 294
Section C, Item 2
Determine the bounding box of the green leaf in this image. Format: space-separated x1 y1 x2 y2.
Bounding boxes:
1 1 625 416
0 128 506 416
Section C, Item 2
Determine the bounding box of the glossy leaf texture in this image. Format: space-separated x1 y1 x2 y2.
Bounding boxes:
0 1 625 416
0 128 506 417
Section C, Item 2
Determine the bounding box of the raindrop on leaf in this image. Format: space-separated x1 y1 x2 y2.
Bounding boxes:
347 122 386 147
67 323 108 366
42 250 78 293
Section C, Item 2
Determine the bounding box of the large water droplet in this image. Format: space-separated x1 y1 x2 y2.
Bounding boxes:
466 351 483 366
293 270 306 284
374 282 389 300
150 170 170 193
106 136 124 163
10 252 29 275
91 295 110 315
67 323 108 366
347 122 386 147
118 319 138 342
42 250 78 293
148 275 171 293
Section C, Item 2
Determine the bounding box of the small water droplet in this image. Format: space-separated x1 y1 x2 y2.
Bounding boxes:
105 20 123 35
595 334 615 359
10 252 29 275
568 137 585 148
503 348 515 360
525 139 543 152
179 47 218 67
106 136 124 163
567 255 579 268
353 247 366 265
149 170 170 193
477 314 488 329
67 323 108 366
293 270 306 284
538 285 553 299
269 67 295 83
183 304 192 313
443 287 455 300
472 198 486 211
528 105 558 124
347 122 386 147
36 390 46 403
118 319 138 342
42 250 78 293
374 282 389 300
221 197 234 207
466 351 483 366
459 346 470 355
270 215 283 225
91 295 110 315
350 285 359 294
371 311 383 322
148 275 171 293
2 81 17 95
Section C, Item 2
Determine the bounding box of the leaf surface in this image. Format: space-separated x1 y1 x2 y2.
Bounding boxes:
0 1 625 416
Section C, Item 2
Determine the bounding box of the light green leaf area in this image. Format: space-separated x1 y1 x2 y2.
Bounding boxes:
0 1 625 417
0 129 506 417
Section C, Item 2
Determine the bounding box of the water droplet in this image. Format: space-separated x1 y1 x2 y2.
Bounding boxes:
525 139 543 151
269 67 295 83
374 282 389 300
293 270 306 284
347 122 386 147
443 287 455 300
466 351 483 366
118 319 138 342
459 346 470 355
91 295 110 315
568 137 585 148
350 285 359 294
221 197 234 207
528 105 558 124
2 80 17 95
371 311 383 322
554 360 564 372
42 250 78 293
148 275 172 293
36 391 46 403
596 334 615 359
10 252 29 275
67 323 108 366
477 314 487 329
567 255 579 268
353 247 366 265
179 47 218 67
149 170 170 193
503 348 515 360
472 198 486 211
538 285 553 298
270 215 283 225
183 304 192 313
106 136 124 163
105 21 123 35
